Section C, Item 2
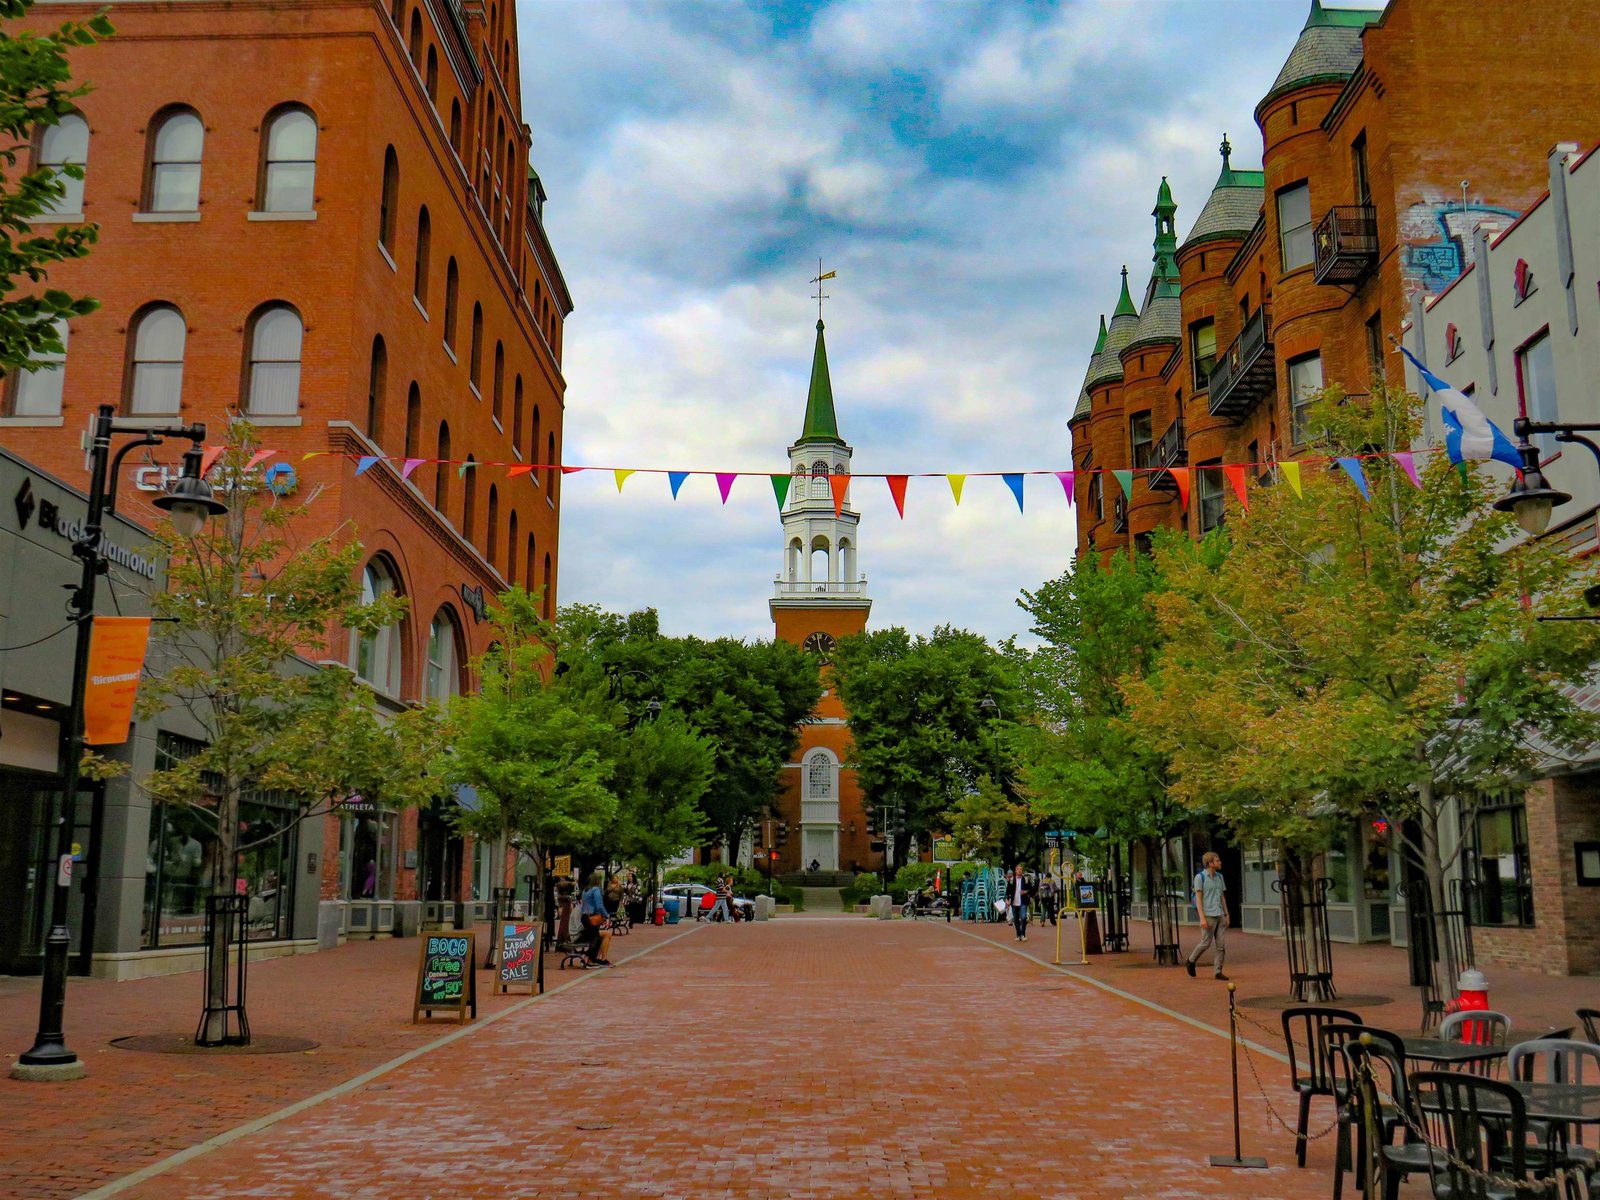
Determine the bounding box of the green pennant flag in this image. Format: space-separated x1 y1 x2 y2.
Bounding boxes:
1112 469 1134 500
457 460 476 479
770 474 791 510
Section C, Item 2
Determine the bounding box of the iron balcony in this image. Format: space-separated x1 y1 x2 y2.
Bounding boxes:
1147 419 1187 492
1312 203 1378 286
1207 308 1274 421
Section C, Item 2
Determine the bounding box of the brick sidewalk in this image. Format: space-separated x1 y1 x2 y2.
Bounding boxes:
0 919 688 1200
77 918 1347 1200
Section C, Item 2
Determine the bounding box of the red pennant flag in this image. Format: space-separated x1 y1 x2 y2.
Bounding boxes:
1223 464 1250 511
885 475 908 518
1169 467 1191 511
560 465 583 475
507 464 534 478
244 450 276 472
716 473 736 504
200 445 227 478
829 473 850 517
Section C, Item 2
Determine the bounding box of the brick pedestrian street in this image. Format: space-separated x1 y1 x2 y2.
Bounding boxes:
1 916 1368 1200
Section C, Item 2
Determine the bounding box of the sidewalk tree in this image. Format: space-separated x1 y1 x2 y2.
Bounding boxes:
603 713 713 894
135 432 420 1044
1126 383 1600 942
829 625 1019 864
943 777 1030 866
0 1 112 370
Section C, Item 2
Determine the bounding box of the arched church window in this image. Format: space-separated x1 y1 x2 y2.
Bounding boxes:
811 459 829 498
839 538 856 583
787 537 802 580
806 751 834 798
809 535 830 585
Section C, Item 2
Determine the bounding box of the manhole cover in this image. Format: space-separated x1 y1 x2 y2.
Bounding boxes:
111 1033 320 1055
575 1122 612 1131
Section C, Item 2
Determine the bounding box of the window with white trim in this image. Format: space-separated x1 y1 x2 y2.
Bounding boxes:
10 318 69 417
244 305 303 416
127 305 186 416
37 113 88 216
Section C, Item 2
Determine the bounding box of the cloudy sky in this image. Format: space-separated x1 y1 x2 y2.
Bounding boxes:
517 0 1384 645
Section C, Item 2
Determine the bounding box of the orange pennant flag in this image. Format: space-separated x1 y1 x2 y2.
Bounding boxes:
885 475 908 518
507 464 534 478
1222 464 1250 511
1280 460 1303 498
829 473 850 517
1169 467 1191 511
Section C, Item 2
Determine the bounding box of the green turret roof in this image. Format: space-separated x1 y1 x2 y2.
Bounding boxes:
1150 177 1181 300
1092 313 1107 354
1112 266 1137 318
1154 176 1176 215
799 319 843 444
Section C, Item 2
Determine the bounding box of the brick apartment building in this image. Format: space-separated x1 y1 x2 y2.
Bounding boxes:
0 0 571 974
1066 0 1600 971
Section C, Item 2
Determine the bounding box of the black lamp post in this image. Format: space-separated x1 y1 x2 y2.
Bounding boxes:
14 404 222 1082
1492 418 1580 537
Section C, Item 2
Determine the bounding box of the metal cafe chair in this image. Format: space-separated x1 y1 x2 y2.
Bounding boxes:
1440 1009 1512 1078
1282 1005 1363 1167
1353 1041 1448 1200
1409 1070 1554 1200
1506 1038 1600 1178
1578 1009 1600 1045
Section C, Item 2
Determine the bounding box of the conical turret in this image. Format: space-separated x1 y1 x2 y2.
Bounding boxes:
799 319 842 444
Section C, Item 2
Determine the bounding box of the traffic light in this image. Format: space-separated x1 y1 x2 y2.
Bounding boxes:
866 808 879 835
754 826 765 850
769 850 779 862
776 822 788 847
893 806 907 837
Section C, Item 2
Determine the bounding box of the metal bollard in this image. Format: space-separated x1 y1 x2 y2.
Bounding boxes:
1209 982 1268 1169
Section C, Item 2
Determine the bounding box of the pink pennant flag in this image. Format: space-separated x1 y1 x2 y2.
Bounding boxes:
200 446 227 478
716 473 736 504
401 458 427 480
245 450 276 472
507 464 535 478
1055 471 1075 505
1392 451 1422 489
1223 464 1250 511
885 475 908 518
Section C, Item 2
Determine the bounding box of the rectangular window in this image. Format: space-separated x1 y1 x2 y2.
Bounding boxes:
1278 182 1313 271
1197 461 1224 533
1517 330 1558 457
1463 796 1534 927
1087 474 1103 521
1366 311 1385 386
1288 352 1324 444
1190 319 1216 389
471 839 496 901
1129 411 1153 469
340 809 398 901
1351 132 1371 204
10 318 68 416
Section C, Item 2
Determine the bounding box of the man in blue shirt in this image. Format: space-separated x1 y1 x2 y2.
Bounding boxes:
1185 852 1229 981
579 872 613 966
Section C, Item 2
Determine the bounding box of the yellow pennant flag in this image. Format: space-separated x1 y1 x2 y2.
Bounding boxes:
614 469 635 493
946 474 966 505
1280 460 1302 498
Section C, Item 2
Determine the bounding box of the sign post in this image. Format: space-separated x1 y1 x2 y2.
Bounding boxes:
412 932 477 1023
496 922 539 995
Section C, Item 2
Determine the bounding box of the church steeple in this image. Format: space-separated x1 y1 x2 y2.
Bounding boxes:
800 319 842 444
1151 176 1181 300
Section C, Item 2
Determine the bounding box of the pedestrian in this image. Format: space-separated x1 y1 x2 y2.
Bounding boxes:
579 871 613 966
708 874 733 923
1185 852 1229 981
1039 874 1058 926
1008 863 1034 942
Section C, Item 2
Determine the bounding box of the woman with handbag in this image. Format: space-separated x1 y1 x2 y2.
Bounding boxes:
579 871 613 966
1009 863 1035 942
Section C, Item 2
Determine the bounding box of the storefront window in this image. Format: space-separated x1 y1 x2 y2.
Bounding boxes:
1242 843 1276 904
1131 843 1149 903
1464 797 1534 927
1363 821 1392 900
1323 830 1354 903
471 838 496 900
338 805 398 900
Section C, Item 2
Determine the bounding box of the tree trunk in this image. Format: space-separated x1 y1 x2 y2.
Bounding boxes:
199 778 244 1045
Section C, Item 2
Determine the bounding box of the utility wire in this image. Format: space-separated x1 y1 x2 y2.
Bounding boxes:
0 621 76 653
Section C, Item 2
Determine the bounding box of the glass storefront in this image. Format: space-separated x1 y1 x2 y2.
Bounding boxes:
337 805 398 900
1464 798 1534 927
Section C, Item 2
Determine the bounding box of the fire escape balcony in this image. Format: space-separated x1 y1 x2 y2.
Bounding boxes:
1207 308 1274 421
1147 419 1187 492
1312 204 1378 285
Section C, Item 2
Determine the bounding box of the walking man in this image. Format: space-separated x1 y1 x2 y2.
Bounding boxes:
1186 852 1228 980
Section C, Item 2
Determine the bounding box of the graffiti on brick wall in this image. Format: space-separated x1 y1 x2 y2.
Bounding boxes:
1400 199 1521 293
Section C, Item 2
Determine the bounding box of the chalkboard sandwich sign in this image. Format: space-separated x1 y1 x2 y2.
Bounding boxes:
497 922 540 994
412 932 478 1023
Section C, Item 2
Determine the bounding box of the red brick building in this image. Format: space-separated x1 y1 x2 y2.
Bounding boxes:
1066 0 1600 968
0 0 571 969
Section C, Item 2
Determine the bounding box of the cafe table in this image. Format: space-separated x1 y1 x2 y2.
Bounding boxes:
1399 1028 1575 1071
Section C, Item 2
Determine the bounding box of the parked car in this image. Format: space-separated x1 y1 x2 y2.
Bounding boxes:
659 883 754 921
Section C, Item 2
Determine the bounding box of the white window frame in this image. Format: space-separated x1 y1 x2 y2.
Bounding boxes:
1278 182 1313 271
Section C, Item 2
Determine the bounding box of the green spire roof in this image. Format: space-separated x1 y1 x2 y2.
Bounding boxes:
1154 176 1176 216
799 319 842 444
1151 177 1180 299
1304 0 1384 29
1092 313 1107 354
1112 266 1137 318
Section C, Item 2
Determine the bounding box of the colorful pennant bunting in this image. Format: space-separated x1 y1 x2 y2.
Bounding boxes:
1222 464 1249 511
829 473 850 517
1280 461 1302 498
354 455 381 476
1392 451 1422 489
886 475 908 518
507 464 534 478
947 475 966 505
1002 473 1025 513
716 473 736 504
560 465 584 475
200 446 227 478
401 457 427 480
1336 456 1370 500
669 471 689 498
769 474 790 509
1112 469 1133 500
244 450 276 472
1054 471 1075 504
458 460 476 479
1169 467 1191 512
614 469 635 493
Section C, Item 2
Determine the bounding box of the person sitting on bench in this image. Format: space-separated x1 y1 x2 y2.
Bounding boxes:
579 871 613 966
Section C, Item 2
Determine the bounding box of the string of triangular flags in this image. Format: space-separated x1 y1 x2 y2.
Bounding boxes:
277 443 1469 518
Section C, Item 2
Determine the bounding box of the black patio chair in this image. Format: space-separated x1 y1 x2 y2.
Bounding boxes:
1507 1038 1600 1178
1439 1009 1512 1078
1578 1008 1599 1045
1358 1040 1447 1200
1409 1070 1554 1200
1282 1004 1363 1167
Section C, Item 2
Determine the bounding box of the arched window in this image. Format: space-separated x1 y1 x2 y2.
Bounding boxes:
425 608 462 702
367 335 387 439
404 382 421 458
806 751 835 799
243 304 303 416
462 456 477 539
506 510 519 583
412 206 430 305
811 459 829 498
542 553 552 618
144 108 203 213
434 421 450 511
786 537 802 581
469 304 483 388
809 535 830 585
839 538 856 583
546 432 556 492
378 146 399 253
525 533 536 592
259 106 316 212
531 406 541 479
442 258 459 349
126 304 186 415
353 558 403 695
486 484 500 565
407 8 422 62
491 341 504 424
511 375 523 455
449 100 462 153
425 46 438 102
9 317 69 417
36 113 89 217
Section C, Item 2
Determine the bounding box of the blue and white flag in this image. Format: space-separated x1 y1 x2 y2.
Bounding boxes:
1400 346 1523 470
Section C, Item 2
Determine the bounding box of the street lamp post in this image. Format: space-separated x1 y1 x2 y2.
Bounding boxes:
1492 417 1587 537
13 404 222 1082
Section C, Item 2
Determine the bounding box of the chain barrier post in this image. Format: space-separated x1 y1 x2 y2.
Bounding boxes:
1210 982 1268 1169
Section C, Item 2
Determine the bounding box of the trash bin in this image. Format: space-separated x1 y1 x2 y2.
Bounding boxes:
664 897 681 924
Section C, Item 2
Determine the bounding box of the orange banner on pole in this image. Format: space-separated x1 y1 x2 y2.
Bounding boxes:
84 617 152 745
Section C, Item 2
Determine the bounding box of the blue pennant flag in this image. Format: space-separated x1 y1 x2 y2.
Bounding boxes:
668 471 689 499
1336 457 1370 501
1001 473 1025 513
354 455 382 476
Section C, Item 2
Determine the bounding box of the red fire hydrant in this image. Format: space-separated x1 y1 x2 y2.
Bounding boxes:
653 901 666 926
1456 968 1490 1042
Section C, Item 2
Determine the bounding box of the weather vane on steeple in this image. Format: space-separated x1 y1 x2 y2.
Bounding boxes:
810 259 837 323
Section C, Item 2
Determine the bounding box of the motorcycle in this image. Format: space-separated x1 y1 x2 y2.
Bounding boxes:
902 887 953 921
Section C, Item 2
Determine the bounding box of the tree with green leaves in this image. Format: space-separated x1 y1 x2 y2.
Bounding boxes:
829 625 1019 865
1126 383 1600 943
601 713 713 895
0 1 111 372
135 431 434 1044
